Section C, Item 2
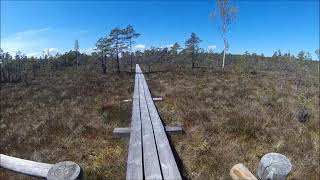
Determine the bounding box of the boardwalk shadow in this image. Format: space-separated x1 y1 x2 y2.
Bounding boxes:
165 130 190 180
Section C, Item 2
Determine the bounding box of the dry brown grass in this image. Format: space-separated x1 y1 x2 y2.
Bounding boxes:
0 64 319 179
0 66 133 179
148 68 319 179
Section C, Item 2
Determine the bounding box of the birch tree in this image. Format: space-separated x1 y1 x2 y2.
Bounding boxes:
213 0 238 70
74 40 79 68
315 48 320 73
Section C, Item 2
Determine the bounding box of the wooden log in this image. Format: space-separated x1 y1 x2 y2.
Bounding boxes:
47 161 82 180
113 126 183 138
257 153 292 180
140 67 182 180
230 163 257 180
126 73 143 180
0 154 82 180
138 72 163 179
0 154 52 178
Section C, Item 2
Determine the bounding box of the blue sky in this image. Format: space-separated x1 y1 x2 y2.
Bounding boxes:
1 0 319 59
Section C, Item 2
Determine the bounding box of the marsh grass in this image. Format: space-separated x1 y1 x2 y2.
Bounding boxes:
0 62 319 179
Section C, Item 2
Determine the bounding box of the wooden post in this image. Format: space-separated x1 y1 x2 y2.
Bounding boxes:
257 153 292 180
47 161 82 180
230 163 257 180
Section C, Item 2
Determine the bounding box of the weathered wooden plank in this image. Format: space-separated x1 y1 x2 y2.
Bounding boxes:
122 99 133 102
126 74 143 180
164 126 183 135
113 127 131 138
122 97 163 102
230 163 257 180
0 154 52 178
152 97 163 101
113 126 183 138
139 66 182 180
138 72 163 180
136 64 142 74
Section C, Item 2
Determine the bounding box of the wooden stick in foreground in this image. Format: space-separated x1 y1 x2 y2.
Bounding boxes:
0 154 82 180
230 163 257 180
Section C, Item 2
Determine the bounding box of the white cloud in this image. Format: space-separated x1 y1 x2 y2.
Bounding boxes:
166 44 174 48
26 48 59 58
44 48 58 55
1 28 50 55
208 45 217 50
134 44 145 51
26 52 42 57
83 47 95 55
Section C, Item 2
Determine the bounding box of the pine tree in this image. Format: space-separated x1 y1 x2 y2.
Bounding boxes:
185 33 201 69
124 25 140 72
109 27 127 73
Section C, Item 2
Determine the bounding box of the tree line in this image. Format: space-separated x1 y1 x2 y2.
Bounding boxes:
1 27 319 85
0 35 317 84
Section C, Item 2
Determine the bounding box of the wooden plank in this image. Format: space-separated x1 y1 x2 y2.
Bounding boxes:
113 126 183 138
113 127 131 138
138 72 163 180
139 65 182 180
126 74 143 180
122 97 163 103
0 154 52 178
230 163 257 180
136 64 142 73
165 126 183 135
152 97 163 101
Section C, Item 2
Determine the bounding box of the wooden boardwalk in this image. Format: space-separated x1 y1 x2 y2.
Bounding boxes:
126 64 182 180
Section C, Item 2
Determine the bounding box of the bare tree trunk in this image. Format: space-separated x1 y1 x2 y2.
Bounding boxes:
0 63 3 83
192 50 195 69
104 55 107 74
115 34 120 73
222 48 226 70
130 40 133 73
116 51 120 73
76 51 79 68
101 52 106 74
